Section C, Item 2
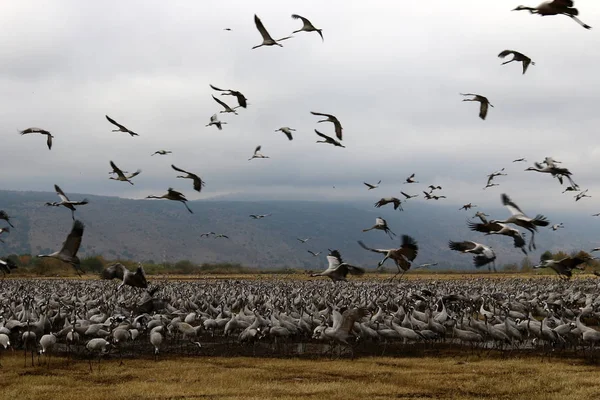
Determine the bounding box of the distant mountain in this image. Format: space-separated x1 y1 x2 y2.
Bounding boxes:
0 189 598 270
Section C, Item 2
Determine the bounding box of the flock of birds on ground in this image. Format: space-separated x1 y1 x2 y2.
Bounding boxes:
1 1 600 363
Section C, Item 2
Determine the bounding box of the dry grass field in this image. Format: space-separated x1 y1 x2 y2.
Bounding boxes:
1 352 599 400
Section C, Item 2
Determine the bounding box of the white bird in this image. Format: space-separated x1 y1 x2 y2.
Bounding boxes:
37 220 85 275
19 127 54 150
291 14 323 41
362 217 396 239
212 95 238 115
512 1 591 30
275 127 296 141
101 262 148 290
248 145 269 161
109 161 141 185
105 115 139 136
448 240 497 271
460 93 494 120
252 14 293 49
416 263 438 269
498 50 535 74
45 184 89 220
206 114 226 130
310 249 365 282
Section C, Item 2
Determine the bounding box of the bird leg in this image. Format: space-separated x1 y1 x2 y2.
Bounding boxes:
568 15 592 29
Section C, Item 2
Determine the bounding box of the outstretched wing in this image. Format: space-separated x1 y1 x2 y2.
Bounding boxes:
497 50 515 59
110 161 126 179
254 14 274 42
127 169 142 179
101 263 126 280
501 193 525 216
171 164 190 175
400 235 419 261
54 184 70 202
209 84 227 92
60 220 84 258
448 240 475 252
105 115 125 130
212 95 233 111
314 129 332 141
310 111 334 119
357 240 388 255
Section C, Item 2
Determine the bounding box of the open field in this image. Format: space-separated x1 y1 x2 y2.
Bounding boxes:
1 353 600 400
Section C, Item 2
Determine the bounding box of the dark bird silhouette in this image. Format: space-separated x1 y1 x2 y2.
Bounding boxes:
0 258 17 277
468 221 527 254
146 188 193 214
364 180 381 190
37 220 85 275
19 127 54 149
102 263 148 290
534 253 593 280
374 197 403 211
209 84 248 108
291 14 324 41
109 161 141 185
403 174 418 184
171 165 205 192
512 1 591 30
498 50 535 74
105 115 139 136
311 112 343 140
460 93 494 120
358 235 419 281
252 14 293 49
400 191 418 199
315 129 345 148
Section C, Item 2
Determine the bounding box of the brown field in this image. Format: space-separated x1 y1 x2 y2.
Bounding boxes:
1 352 599 400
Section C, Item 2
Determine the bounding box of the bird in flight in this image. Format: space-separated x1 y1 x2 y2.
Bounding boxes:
311 111 343 140
315 130 344 148
19 127 54 150
45 184 89 220
460 93 494 120
209 84 248 109
400 191 418 199
374 197 403 211
146 188 193 214
248 145 270 161
212 95 238 115
460 203 477 211
297 237 311 244
513 158 527 163
250 214 271 219
364 180 381 190
105 115 139 136
363 217 396 239
403 174 418 184
252 14 293 49
37 220 85 275
498 50 535 74
109 161 141 185
275 127 296 141
358 235 419 281
307 250 321 257
206 114 226 130
171 165 205 192
512 1 592 30
291 14 324 41
0 210 15 228
151 150 172 156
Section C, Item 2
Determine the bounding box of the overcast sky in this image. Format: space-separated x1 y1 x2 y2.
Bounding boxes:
1 0 600 215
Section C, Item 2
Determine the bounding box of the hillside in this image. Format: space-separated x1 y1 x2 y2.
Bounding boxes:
0 189 598 270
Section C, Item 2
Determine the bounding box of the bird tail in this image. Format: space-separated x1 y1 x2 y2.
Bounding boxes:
532 215 549 227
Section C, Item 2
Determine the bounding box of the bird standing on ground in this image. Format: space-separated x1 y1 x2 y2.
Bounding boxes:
357 235 419 281
19 128 54 150
291 14 324 41
248 145 269 161
146 188 193 214
311 112 343 140
109 161 141 185
498 50 535 74
252 14 293 49
37 220 85 275
171 165 205 192
275 127 295 141
460 93 494 120
315 130 344 148
105 115 139 136
45 184 89 220
363 217 396 239
512 1 591 30
101 263 148 290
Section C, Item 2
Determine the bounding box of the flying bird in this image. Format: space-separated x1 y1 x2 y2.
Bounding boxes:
171 165 205 192
252 14 293 49
428 185 442 192
423 191 446 200
513 158 527 163
315 130 344 148
525 162 577 187
362 217 396 239
416 262 438 269
550 223 564 231
37 220 85 275
297 238 311 244
311 112 343 140
248 145 270 161
151 150 172 156
146 188 193 214
310 249 364 282
512 1 591 30
206 114 226 130
214 234 229 239
400 191 418 199
0 258 17 277
200 232 215 238
498 50 535 74
575 189 591 202
275 127 295 141
109 161 141 185
491 193 550 251
0 211 15 228
212 95 238 115
307 250 321 257
19 127 54 150
357 235 419 281
534 253 593 280
460 203 477 211
592 213 600 217
101 263 148 290
209 84 248 108
374 197 403 211
460 93 494 120
249 214 271 219
105 115 139 136
45 184 89 220
291 14 323 41
448 240 497 271
486 168 507 187
467 220 527 255
364 180 381 190
403 174 418 184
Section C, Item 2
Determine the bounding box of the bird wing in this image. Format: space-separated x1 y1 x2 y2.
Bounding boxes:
314 129 333 141
212 95 233 111
291 14 313 27
254 14 274 42
167 188 187 199
171 164 190 175
501 193 525 216
400 191 412 199
400 235 419 261
310 111 334 119
54 184 70 202
326 254 343 270
375 217 386 226
60 220 84 258
331 309 343 331
364 182 375 189
127 169 142 179
473 254 495 268
333 121 343 140
254 145 261 154
343 263 365 276
105 115 126 130
479 102 489 120
467 221 493 233
448 241 475 252
357 240 388 255
46 134 53 150
209 84 227 92
497 50 514 59
102 263 126 280
109 161 126 179
192 176 204 192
